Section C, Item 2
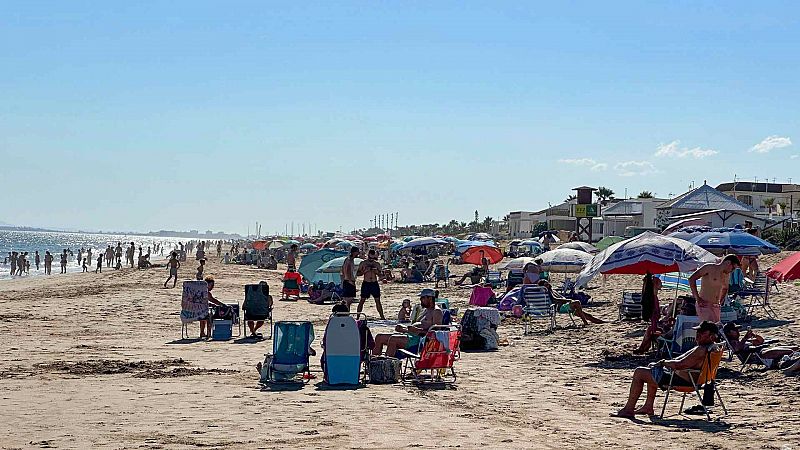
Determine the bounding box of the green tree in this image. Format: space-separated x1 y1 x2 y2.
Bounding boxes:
482 216 494 232
763 197 775 214
565 194 577 202
596 186 615 204
637 191 654 199
777 201 788 215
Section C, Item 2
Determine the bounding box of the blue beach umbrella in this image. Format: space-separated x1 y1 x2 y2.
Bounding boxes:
298 249 347 284
688 230 780 256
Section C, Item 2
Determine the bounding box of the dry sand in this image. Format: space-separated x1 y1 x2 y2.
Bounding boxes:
1 252 799 449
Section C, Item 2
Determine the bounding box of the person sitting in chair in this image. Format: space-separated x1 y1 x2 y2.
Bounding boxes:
723 322 798 369
455 266 485 286
371 288 443 357
537 280 605 325
614 321 720 418
200 276 229 339
243 281 273 339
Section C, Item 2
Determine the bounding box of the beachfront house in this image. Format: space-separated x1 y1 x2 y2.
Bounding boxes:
507 211 545 238
655 182 762 229
716 181 800 217
601 197 669 237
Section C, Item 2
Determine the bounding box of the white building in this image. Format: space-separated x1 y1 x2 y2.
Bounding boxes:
716 181 800 216
601 198 668 237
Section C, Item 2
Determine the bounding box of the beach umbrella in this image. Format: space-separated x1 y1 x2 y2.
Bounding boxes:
317 256 363 274
662 218 708 235
400 237 447 250
335 240 355 250
461 245 504 265
467 232 494 241
498 256 537 271
595 236 625 251
766 252 800 282
285 239 301 245
575 231 717 287
268 240 284 250
455 240 497 254
298 249 348 284
443 236 460 243
402 236 420 242
687 230 780 256
537 248 593 273
252 240 269 251
299 243 317 250
559 242 598 253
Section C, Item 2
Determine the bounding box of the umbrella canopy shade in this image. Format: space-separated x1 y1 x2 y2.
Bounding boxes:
467 232 494 241
268 240 285 249
558 242 598 253
252 240 269 251
299 243 317 250
400 237 447 250
443 236 460 243
662 218 708 235
298 249 348 284
317 256 364 274
595 236 625 251
767 252 800 282
498 256 537 271
687 230 780 256
284 239 301 245
335 241 355 249
402 236 420 242
461 245 504 265
576 231 717 287
455 240 497 254
537 249 593 273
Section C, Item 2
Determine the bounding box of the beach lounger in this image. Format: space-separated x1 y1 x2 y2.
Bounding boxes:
398 325 461 386
720 329 778 371
659 350 727 421
263 321 315 384
484 270 503 289
618 290 643 321
180 280 209 339
521 285 556 334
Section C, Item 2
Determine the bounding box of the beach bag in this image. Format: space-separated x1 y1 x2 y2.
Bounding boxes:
368 356 401 384
259 354 273 384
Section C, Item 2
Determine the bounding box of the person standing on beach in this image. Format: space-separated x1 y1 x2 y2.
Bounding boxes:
340 247 359 307
95 254 103 273
287 244 299 270
115 243 122 268
356 249 385 320
34 251 40 271
44 251 53 275
60 250 68 274
195 259 206 281
77 248 83 266
164 251 181 288
10 252 17 276
87 248 92 267
689 255 740 323
17 253 26 275
81 258 88 273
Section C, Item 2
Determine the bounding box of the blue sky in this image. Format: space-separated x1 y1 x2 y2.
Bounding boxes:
1 1 798 234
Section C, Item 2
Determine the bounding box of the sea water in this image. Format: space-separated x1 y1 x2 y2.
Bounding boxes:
0 230 193 281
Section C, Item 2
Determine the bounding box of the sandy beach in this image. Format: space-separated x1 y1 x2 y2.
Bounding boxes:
1 253 799 449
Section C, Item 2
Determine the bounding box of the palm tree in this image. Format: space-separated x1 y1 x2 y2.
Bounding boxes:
482 216 494 232
777 201 788 215
763 197 775 215
637 191 654 199
565 194 577 203
596 186 615 205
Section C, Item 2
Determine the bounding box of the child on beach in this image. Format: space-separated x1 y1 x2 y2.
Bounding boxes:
397 298 412 323
82 258 88 272
164 252 180 288
95 255 103 273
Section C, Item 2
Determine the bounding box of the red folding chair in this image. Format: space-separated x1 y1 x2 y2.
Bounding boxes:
398 325 461 385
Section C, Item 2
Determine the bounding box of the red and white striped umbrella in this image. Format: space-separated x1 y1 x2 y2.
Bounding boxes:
575 231 716 286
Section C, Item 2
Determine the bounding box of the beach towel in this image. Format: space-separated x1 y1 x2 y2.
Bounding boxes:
181 281 208 324
469 286 495 307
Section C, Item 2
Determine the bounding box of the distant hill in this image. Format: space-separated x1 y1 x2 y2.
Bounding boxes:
0 220 13 226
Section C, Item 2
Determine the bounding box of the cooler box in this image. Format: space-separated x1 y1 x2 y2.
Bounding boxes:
211 320 232 340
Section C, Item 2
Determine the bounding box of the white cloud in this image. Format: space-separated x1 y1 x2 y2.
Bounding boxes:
558 158 607 171
791 154 799 159
654 140 718 159
614 160 657 177
749 135 792 153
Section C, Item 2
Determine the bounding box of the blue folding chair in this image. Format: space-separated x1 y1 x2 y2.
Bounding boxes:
264 321 315 384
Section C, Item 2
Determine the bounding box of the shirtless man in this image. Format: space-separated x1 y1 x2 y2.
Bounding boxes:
164 251 181 288
44 251 53 275
105 245 113 267
60 250 68 274
287 244 299 270
340 247 359 307
689 255 740 323
356 249 385 319
34 251 40 271
371 288 443 357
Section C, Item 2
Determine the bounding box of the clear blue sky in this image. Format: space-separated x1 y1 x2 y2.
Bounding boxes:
2 1 798 234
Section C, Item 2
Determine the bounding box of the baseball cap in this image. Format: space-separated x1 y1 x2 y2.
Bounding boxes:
692 320 719 335
419 288 436 298
722 322 742 334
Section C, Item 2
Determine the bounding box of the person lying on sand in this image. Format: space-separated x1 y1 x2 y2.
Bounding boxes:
614 321 719 418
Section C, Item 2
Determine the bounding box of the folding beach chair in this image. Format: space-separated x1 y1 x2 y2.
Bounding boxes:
484 270 503 289
281 272 301 301
506 271 524 291
434 263 449 288
618 291 643 321
243 283 273 339
398 325 461 386
263 321 315 384
740 274 777 319
720 329 777 371
180 280 209 339
521 285 556 334
659 350 727 421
